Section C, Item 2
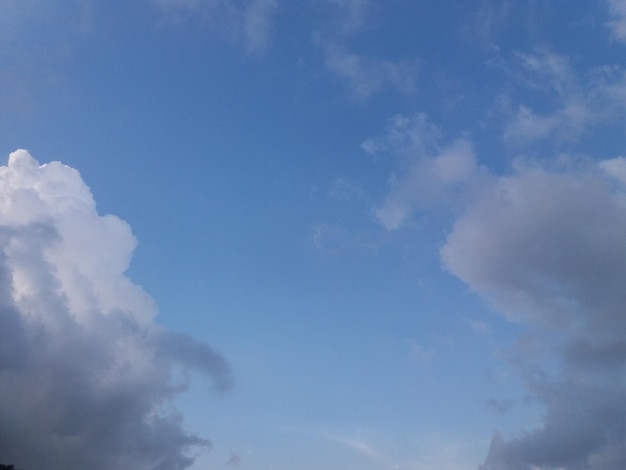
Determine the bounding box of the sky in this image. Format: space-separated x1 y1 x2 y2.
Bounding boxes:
2 1 626 469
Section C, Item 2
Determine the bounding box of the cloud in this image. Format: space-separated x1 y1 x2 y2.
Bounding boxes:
150 0 277 55
499 49 626 147
0 0 93 114
225 451 241 466
468 319 491 335
438 156 626 469
501 50 591 146
471 0 511 47
486 398 513 415
0 150 232 470
407 339 434 366
321 42 418 99
599 155 626 185
607 0 626 43
325 0 371 34
242 0 278 54
364 113 478 230
332 436 384 461
326 430 483 470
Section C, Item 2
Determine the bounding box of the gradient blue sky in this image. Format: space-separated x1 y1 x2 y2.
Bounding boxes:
3 1 626 469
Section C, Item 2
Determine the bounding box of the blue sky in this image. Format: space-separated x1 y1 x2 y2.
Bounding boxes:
3 1 626 470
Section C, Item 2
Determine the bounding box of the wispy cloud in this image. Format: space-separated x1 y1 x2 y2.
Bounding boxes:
471 0 511 47
327 430 484 470
497 49 626 146
321 41 419 99
0 150 232 470
468 319 492 335
242 0 278 54
439 155 626 469
606 0 626 42
407 339 434 366
325 0 371 34
363 113 478 231
150 0 278 55
225 452 241 466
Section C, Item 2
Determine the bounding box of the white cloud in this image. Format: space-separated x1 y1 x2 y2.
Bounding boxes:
325 0 371 34
0 150 231 470
607 0 626 43
439 156 626 469
364 114 478 231
243 0 278 54
503 102 590 146
503 50 626 146
599 155 626 185
322 42 418 99
501 50 594 146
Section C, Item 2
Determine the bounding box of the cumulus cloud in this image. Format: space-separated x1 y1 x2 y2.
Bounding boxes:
151 0 277 55
364 113 478 230
438 156 626 469
0 150 231 470
365 107 626 468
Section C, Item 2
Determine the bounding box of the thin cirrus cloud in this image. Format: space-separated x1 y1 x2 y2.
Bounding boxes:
324 0 371 34
498 49 626 147
363 113 477 231
321 41 419 99
0 150 232 470
607 0 626 42
150 0 278 55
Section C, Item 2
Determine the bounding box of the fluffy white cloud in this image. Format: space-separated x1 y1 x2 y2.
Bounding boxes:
364 114 478 230
242 0 278 54
0 150 231 470
439 156 626 469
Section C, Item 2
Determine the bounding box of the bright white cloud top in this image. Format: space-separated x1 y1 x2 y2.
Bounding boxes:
0 150 231 470
3 1 626 470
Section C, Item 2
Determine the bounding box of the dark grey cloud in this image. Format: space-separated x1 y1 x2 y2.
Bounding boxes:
0 150 231 470
440 157 626 469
